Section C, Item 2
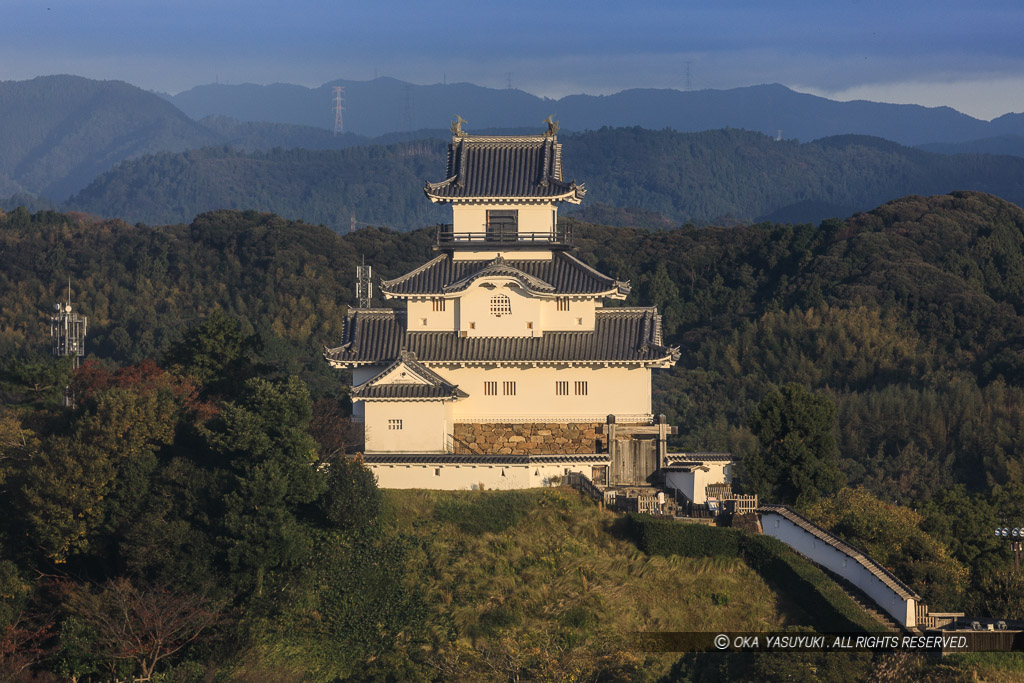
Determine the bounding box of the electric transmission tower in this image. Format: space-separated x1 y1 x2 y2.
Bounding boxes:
333 86 345 135
403 84 415 131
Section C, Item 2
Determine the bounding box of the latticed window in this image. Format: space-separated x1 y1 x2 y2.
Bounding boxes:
484 381 498 396
503 381 516 396
490 294 511 317
556 381 569 396
557 298 570 312
575 381 588 396
432 298 446 312
388 419 403 430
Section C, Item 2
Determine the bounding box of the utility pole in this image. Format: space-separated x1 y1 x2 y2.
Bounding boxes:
994 525 1023 573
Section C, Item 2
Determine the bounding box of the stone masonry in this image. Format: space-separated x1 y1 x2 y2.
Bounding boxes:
453 422 600 455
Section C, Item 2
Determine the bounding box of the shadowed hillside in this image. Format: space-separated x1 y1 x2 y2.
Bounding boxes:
67 129 1024 229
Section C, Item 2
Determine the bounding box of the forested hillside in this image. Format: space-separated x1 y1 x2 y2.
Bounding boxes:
0 76 221 200
5 192 1024 498
67 129 1024 229
3 192 1024 677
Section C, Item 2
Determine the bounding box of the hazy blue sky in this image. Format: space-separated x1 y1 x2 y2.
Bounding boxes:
3 0 1023 119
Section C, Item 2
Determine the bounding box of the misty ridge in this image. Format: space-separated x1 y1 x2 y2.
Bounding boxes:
3 74 1024 230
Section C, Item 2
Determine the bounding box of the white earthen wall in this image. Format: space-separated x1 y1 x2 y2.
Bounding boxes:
369 461 598 490
760 511 917 628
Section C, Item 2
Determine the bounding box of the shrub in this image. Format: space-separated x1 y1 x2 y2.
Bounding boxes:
434 491 533 535
626 514 742 558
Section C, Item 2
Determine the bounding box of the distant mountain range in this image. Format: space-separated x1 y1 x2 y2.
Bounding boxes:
164 77 1024 146
5 74 1024 224
66 128 1024 230
0 76 370 200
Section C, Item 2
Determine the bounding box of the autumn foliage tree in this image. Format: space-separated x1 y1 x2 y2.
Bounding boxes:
60 577 219 680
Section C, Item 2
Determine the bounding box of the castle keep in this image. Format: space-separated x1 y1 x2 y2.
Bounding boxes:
326 119 730 492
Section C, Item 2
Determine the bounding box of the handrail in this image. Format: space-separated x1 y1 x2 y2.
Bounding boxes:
434 223 573 247
564 471 602 501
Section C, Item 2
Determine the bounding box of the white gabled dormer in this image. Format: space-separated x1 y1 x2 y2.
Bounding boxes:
381 252 629 337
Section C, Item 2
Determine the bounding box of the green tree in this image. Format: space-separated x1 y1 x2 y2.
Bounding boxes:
165 311 259 396
967 568 1024 619
805 488 968 608
213 377 325 596
320 454 380 531
746 383 845 506
16 437 114 562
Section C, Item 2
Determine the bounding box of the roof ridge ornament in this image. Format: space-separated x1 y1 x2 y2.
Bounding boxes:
543 115 559 137
451 115 468 138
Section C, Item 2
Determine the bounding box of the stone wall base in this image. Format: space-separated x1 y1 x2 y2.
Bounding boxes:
453 422 600 455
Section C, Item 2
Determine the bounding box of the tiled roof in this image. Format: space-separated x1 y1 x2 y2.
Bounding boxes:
758 504 921 601
665 453 737 463
350 351 468 400
424 135 585 202
325 307 680 366
380 252 630 298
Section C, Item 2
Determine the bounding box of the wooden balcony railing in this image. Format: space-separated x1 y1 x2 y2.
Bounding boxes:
434 223 573 248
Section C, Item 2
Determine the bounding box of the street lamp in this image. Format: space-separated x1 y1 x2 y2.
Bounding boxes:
994 526 1023 573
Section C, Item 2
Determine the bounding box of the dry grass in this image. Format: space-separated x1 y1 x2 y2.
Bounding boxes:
384 488 787 681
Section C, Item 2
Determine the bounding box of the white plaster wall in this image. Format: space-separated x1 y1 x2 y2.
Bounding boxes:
665 464 733 504
364 400 449 454
452 250 552 261
370 461 597 490
407 299 457 331
665 471 696 502
457 282 542 337
351 365 385 420
540 298 596 332
408 294 597 333
452 203 557 235
760 512 917 628
436 364 652 422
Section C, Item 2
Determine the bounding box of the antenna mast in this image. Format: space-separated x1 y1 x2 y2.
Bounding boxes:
333 85 345 135
50 280 87 406
356 259 373 309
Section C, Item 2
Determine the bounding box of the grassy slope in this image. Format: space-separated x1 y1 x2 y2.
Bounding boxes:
381 489 791 680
